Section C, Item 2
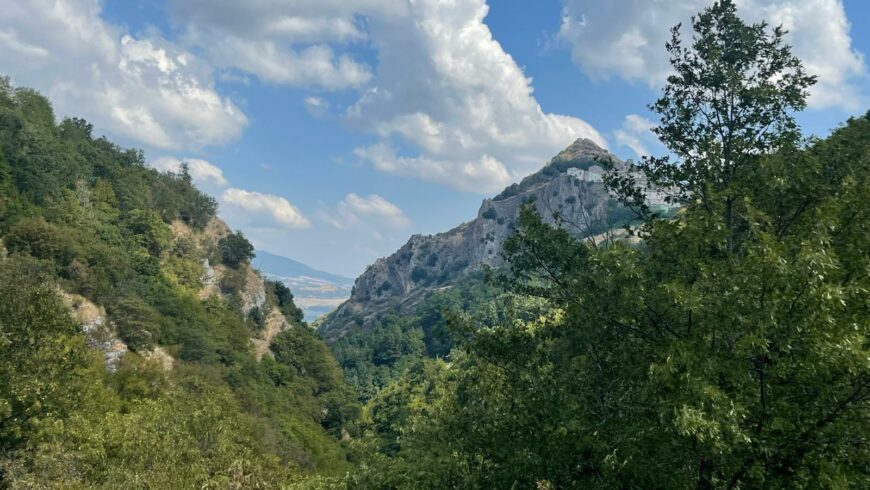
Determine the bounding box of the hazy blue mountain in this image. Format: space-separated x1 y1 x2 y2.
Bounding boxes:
253 250 354 321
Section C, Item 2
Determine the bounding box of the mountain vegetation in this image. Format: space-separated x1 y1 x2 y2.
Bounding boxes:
0 76 359 487
338 2 870 488
1 1 868 488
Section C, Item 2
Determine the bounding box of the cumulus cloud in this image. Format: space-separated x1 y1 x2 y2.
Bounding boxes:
221 188 311 229
613 114 661 159
167 0 398 89
559 0 868 110
150 156 313 234
196 39 371 89
343 193 411 228
354 143 513 194
168 0 402 44
347 0 605 194
166 0 605 193
0 0 247 150
323 192 411 230
150 156 228 187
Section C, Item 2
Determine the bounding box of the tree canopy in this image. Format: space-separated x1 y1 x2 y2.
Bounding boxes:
348 2 870 488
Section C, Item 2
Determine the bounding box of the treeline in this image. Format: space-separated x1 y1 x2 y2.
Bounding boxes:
2 0 869 487
337 1 870 488
330 273 502 400
0 77 359 487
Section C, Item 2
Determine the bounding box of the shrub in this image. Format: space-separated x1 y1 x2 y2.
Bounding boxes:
111 296 161 350
217 231 254 267
267 280 304 324
125 209 172 257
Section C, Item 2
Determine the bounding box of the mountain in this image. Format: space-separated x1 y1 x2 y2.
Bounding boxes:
0 79 358 486
254 250 354 321
254 250 353 285
319 139 668 340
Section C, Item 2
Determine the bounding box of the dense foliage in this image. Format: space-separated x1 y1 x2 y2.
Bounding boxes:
219 230 256 267
0 77 358 487
329 274 500 400
347 2 870 488
269 279 306 325
2 1 868 487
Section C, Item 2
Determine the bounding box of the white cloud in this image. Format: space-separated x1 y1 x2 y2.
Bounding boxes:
167 0 605 193
559 0 868 111
0 29 48 57
323 192 411 230
168 0 398 90
304 96 330 118
197 39 371 89
613 114 660 159
343 193 411 228
150 156 228 187
221 188 311 229
354 143 513 194
0 0 247 150
347 0 605 193
168 0 404 44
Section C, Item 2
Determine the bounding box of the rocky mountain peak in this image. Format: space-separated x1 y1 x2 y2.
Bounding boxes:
550 138 611 164
319 140 633 339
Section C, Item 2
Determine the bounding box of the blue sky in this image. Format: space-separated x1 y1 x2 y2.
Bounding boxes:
2 0 868 277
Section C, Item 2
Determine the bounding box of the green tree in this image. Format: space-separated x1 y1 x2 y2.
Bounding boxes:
110 295 162 351
355 2 870 488
0 257 107 456
217 231 255 268
608 0 816 239
268 279 305 324
125 209 172 257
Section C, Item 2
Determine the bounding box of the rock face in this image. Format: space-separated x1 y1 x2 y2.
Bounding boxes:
59 215 295 370
60 291 128 372
250 308 292 361
319 139 639 339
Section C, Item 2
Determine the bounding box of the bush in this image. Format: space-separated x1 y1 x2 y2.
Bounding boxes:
217 231 254 267
125 209 172 256
4 217 77 265
248 305 266 329
267 280 304 324
111 296 161 350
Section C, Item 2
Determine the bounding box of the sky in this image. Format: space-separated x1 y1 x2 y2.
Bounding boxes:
1 0 868 277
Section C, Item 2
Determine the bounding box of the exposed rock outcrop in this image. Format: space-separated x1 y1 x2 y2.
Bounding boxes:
240 265 268 316
60 291 128 372
319 139 665 340
250 307 292 361
179 217 293 360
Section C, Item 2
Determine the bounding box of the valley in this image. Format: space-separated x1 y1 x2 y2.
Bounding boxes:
2 0 869 487
254 250 354 322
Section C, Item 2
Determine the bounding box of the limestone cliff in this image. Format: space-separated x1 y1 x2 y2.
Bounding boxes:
319 139 647 339
64 216 294 370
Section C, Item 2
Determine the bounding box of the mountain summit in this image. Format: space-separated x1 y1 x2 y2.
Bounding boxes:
318 139 634 339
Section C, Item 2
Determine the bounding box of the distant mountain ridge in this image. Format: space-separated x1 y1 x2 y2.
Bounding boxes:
254 250 353 285
254 250 354 321
318 138 662 339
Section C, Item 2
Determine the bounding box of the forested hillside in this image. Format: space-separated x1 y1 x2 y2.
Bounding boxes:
2 1 869 488
0 77 359 487
337 2 870 487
